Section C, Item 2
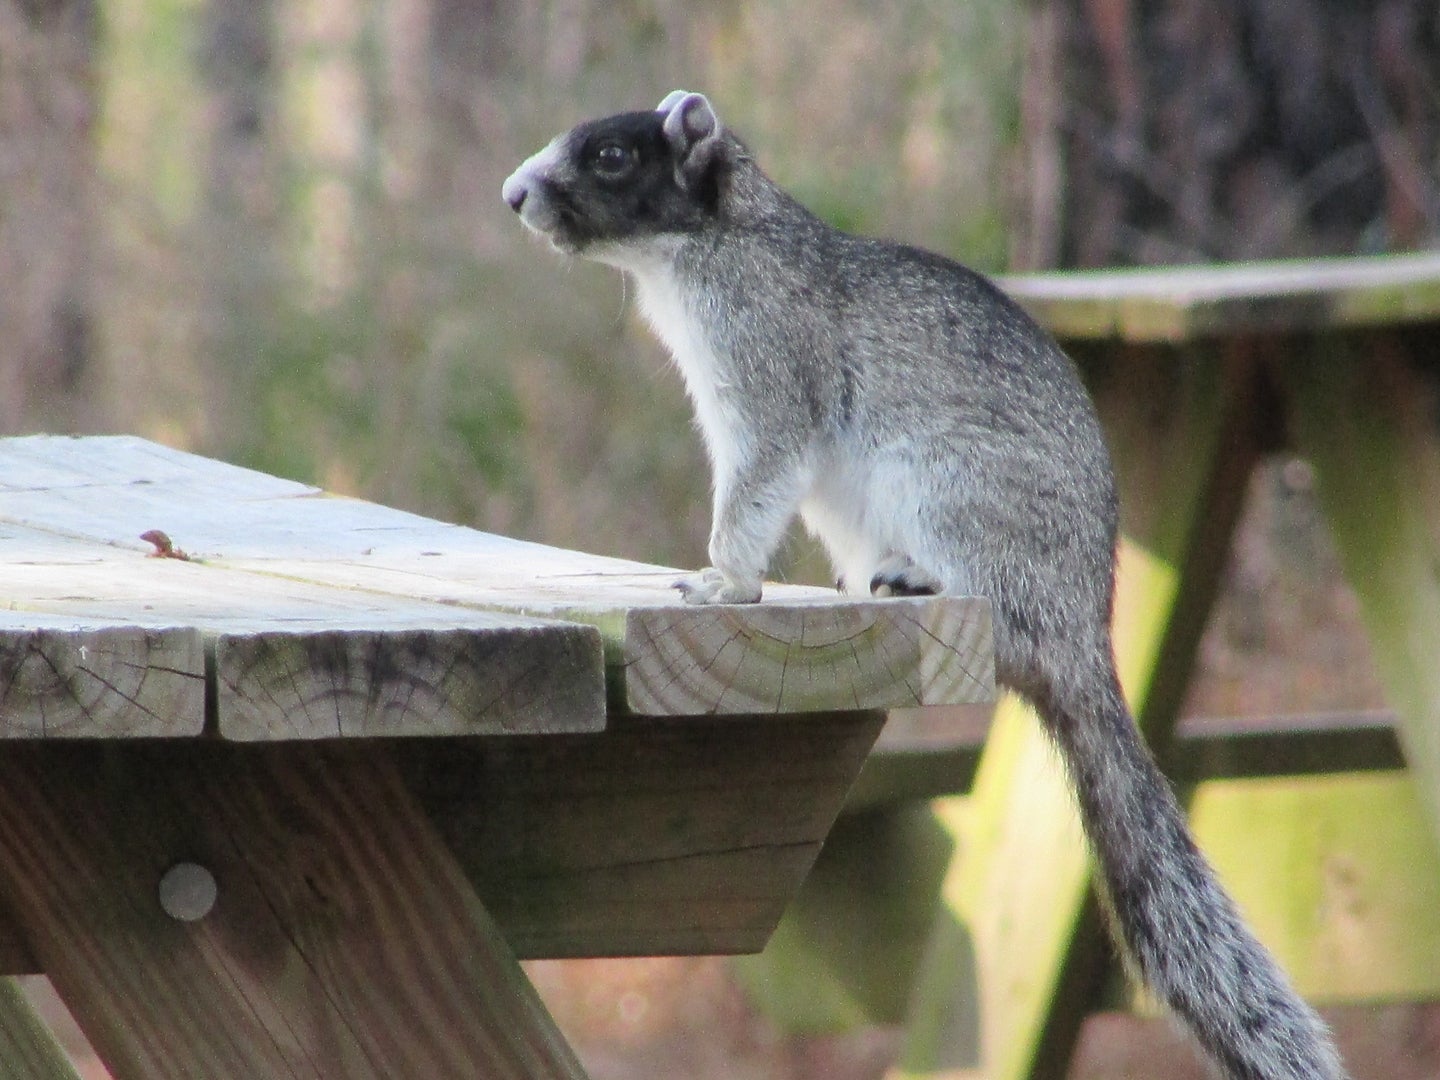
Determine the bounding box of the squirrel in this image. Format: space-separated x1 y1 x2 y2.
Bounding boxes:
503 91 1346 1080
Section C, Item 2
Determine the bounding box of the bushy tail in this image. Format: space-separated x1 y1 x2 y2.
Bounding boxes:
1036 666 1347 1080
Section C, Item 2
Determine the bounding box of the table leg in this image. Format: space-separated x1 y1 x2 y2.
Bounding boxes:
895 342 1267 1078
0 743 589 1080
0 978 80 1080
1282 329 1440 847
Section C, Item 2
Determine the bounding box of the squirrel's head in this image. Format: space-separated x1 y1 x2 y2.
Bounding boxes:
502 92 742 263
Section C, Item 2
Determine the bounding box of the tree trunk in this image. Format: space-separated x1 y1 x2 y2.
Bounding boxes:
1014 0 1440 269
0 0 97 432
200 0 278 445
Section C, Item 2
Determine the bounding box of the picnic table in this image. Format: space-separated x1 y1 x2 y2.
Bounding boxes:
973 251 1440 1077
0 434 994 1079
740 251 1440 1079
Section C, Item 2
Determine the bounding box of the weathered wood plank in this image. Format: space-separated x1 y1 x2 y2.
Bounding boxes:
0 743 590 1080
0 436 994 717
1191 772 1440 1004
1282 331 1440 847
0 613 204 738
0 711 883 972
213 622 600 740
0 926 33 978
1165 711 1405 784
0 979 81 1080
622 597 991 715
0 524 604 739
1001 252 1440 343
0 434 315 501
401 710 887 958
847 708 1405 810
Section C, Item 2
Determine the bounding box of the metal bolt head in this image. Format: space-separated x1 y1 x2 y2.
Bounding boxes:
158 862 218 922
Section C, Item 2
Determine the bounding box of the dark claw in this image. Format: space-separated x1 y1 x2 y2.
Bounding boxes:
869 571 940 597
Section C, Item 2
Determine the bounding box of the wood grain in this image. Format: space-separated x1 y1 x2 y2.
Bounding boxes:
0 710 885 973
0 927 33 977
0 435 994 718
400 710 888 957
214 622 599 740
1001 251 1440 343
623 595 991 715
0 743 589 1080
0 979 80 1080
0 614 203 737
0 521 605 739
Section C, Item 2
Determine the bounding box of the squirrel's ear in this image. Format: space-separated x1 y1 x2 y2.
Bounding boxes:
659 91 725 192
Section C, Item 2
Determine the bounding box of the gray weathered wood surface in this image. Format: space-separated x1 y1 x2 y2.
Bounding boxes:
0 435 992 726
0 434 996 973
1000 250 1440 342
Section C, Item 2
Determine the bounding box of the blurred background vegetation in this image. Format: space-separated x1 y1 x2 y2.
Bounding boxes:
10 0 1431 580
4 2 1439 1076
2 0 1025 578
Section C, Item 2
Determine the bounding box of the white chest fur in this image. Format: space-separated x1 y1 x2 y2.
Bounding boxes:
630 266 747 482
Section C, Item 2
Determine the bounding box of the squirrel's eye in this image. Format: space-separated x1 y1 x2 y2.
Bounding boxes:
592 142 634 176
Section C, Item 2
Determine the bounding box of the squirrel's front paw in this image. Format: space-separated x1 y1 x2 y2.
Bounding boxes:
674 567 762 605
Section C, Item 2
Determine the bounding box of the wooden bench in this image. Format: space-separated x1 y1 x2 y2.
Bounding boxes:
0 434 993 1079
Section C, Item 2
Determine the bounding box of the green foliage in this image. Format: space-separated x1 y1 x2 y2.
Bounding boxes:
83 0 1024 574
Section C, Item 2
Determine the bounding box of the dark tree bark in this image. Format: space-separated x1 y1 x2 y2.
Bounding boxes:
0 0 97 432
1014 0 1440 269
199 0 278 447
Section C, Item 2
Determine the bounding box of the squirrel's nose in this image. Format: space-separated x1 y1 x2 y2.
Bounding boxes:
502 173 528 213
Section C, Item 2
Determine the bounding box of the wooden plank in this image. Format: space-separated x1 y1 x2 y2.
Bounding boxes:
0 524 604 739
212 623 600 740
846 709 1405 810
621 596 991 715
0 434 315 501
0 742 589 1080
0 613 204 738
1282 330 1440 846
1166 711 1405 784
0 979 81 1080
1001 251 1440 343
0 713 884 971
400 710 888 958
0 436 994 717
0 927 33 977
1191 772 1440 1003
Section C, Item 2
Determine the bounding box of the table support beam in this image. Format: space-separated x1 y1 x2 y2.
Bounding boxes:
1281 328 1440 847
0 979 80 1080
0 743 589 1080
